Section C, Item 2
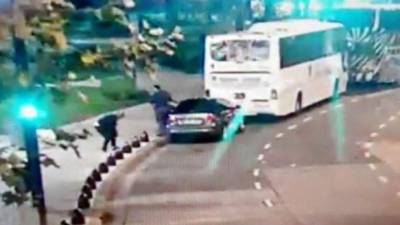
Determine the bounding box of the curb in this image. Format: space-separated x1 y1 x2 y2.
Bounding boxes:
58 131 166 225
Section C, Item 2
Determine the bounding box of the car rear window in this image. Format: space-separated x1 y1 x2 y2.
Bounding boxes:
174 99 224 114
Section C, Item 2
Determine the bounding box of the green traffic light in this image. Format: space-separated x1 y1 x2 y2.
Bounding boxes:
19 104 39 120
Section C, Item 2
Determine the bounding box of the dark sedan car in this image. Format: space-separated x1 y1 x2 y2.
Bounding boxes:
166 98 245 142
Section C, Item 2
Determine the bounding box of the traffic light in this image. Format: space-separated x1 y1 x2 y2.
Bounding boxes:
18 104 39 120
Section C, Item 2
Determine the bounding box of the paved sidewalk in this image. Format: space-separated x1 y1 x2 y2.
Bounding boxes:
0 70 202 225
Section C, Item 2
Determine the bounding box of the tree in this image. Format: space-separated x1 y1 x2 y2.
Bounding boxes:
0 0 183 206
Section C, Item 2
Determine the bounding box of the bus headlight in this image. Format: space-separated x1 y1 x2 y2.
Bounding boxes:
271 89 278 100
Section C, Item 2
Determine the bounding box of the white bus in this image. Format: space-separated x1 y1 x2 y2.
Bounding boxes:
204 20 348 116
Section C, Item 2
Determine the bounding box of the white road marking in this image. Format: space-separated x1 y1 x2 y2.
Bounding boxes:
262 199 274 208
389 116 396 122
362 142 374 149
303 116 313 123
290 163 297 168
379 124 387 129
368 163 377 171
364 152 371 158
275 133 284 139
257 154 264 161
287 124 298 130
320 110 327 115
335 103 344 108
370 132 379 138
264 144 271 150
253 169 260 177
254 182 262 190
351 98 359 103
378 176 389 184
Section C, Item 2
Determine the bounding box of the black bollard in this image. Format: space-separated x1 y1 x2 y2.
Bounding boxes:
70 209 85 225
115 151 124 160
140 131 150 142
131 136 141 148
122 145 132 154
77 194 91 209
60 219 70 225
85 176 96 190
98 162 109 174
91 169 102 182
106 155 116 166
81 185 93 199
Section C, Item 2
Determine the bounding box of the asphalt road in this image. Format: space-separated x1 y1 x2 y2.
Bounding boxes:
103 88 400 225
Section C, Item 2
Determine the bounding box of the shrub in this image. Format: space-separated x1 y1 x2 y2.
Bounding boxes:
100 77 149 101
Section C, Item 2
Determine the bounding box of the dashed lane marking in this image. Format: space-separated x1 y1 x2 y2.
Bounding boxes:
389 116 396 122
254 182 262 190
364 152 372 158
370 132 379 138
378 176 389 184
368 163 377 171
264 144 271 150
275 133 284 139
320 110 327 115
303 116 313 123
351 98 359 103
257 154 264 161
362 142 374 149
379 124 387 129
253 169 260 177
287 124 298 130
262 199 274 208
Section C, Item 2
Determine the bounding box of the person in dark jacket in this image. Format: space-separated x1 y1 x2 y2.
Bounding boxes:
95 112 124 152
150 85 175 136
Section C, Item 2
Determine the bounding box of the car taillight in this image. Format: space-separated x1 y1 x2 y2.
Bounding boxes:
168 116 177 125
205 114 217 124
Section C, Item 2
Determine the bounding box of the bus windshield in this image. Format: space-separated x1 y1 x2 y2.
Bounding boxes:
210 40 269 62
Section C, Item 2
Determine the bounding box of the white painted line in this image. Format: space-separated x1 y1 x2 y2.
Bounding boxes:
335 103 343 108
303 116 313 123
264 144 271 150
389 116 396 122
275 133 284 139
364 152 371 158
378 176 389 184
254 182 262 190
290 163 297 168
370 132 379 138
320 110 327 115
379 124 387 129
363 142 374 149
287 124 298 130
257 154 264 161
262 199 274 208
368 163 377 171
351 98 359 103
253 169 260 177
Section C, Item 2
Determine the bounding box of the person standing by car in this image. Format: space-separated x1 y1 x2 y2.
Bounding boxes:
150 85 175 136
95 112 125 152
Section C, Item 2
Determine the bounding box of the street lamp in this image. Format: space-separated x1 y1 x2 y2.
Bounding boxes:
18 103 47 225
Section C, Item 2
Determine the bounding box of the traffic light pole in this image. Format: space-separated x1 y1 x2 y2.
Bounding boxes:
21 119 47 225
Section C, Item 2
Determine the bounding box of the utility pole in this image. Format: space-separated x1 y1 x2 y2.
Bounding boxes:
19 104 47 225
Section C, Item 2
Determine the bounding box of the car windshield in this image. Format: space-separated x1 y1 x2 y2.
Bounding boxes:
175 99 226 114
210 40 269 62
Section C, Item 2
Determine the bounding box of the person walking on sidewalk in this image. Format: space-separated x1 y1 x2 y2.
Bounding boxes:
95 112 125 152
150 85 175 136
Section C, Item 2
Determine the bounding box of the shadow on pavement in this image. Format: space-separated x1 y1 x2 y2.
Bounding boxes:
345 82 400 96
